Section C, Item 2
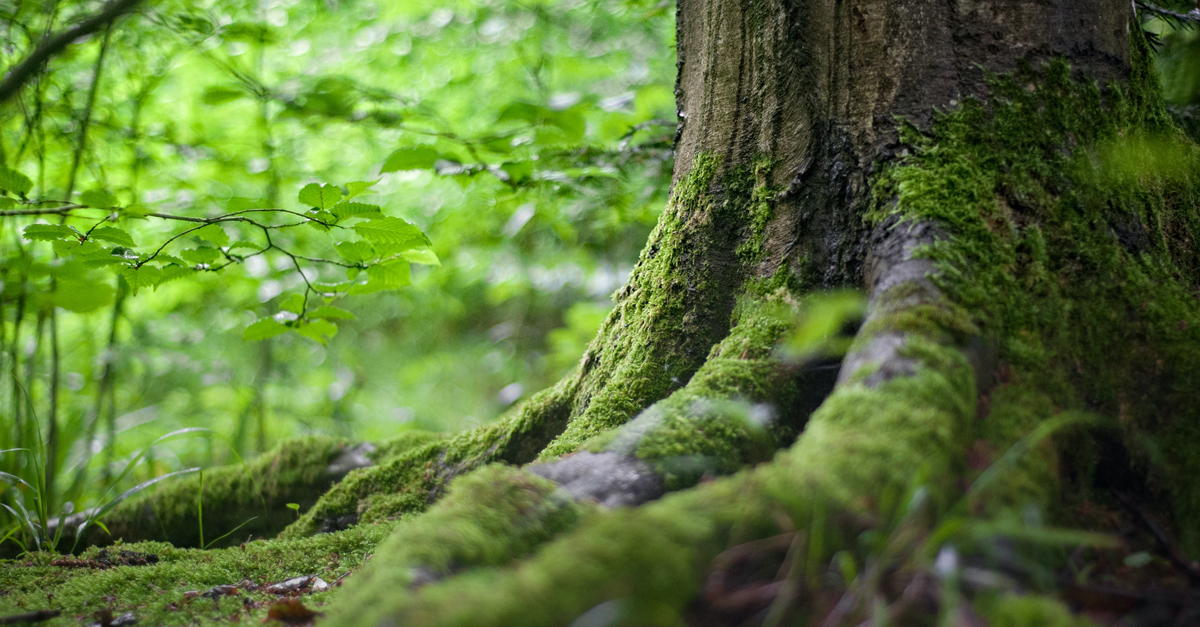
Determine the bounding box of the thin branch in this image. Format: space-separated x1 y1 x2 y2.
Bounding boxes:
0 0 145 104
1137 1 1200 23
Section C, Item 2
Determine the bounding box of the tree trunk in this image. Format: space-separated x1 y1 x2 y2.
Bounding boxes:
55 1 1200 625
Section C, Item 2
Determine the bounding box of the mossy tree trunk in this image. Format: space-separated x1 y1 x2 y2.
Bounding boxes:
49 1 1200 625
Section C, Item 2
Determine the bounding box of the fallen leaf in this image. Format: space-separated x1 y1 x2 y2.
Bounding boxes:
264 599 321 625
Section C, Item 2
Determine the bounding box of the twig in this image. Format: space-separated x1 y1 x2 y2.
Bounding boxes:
0 609 61 624
1136 1 1200 23
0 0 144 104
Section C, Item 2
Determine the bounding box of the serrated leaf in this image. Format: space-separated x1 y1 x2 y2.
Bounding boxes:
202 86 245 105
280 293 305 314
181 248 221 265
51 279 114 313
296 319 338 344
152 255 187 267
313 281 359 293
90 226 136 247
157 265 191 286
351 259 410 294
228 240 259 250
381 146 440 172
244 317 289 341
401 247 440 265
52 239 107 260
353 217 427 248
80 189 117 208
345 180 380 199
120 266 162 295
298 183 341 210
335 241 375 263
330 202 384 221
309 306 355 320
24 224 79 242
194 224 230 247
0 167 33 195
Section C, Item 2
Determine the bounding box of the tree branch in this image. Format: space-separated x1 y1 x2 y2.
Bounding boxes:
0 0 144 105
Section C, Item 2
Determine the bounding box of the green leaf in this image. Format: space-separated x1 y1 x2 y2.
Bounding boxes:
90 226 136 247
330 202 384 221
345 180 381 199
221 21 276 43
51 279 114 313
24 224 79 242
381 146 440 172
353 217 427 248
121 266 162 295
181 248 221 265
296 319 338 344
309 305 355 320
335 241 375 263
308 210 335 232
202 86 245 105
0 197 14 209
157 265 191 286
280 293 305 314
497 102 545 124
194 224 230 247
120 263 162 293
80 189 118 208
0 167 33 195
351 259 410 293
228 240 259 250
500 161 534 184
299 183 342 210
401 247 440 266
244 317 289 341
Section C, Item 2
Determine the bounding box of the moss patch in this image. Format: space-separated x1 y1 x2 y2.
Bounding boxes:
283 377 578 537
872 43 1200 551
0 524 392 626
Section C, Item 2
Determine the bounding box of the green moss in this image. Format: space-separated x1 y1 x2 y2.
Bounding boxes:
283 378 579 537
325 464 584 627
538 153 731 458
371 430 444 461
0 523 393 626
977 593 1097 627
871 41 1200 552
63 436 352 551
323 314 978 627
582 296 808 489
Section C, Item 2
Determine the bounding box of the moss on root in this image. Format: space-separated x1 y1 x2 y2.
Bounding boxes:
582 295 828 490
323 316 978 627
53 436 354 552
282 377 579 537
873 40 1200 552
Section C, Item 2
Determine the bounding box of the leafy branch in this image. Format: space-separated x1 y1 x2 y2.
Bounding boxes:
0 176 439 345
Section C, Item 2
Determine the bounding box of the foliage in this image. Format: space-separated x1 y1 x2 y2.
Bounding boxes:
0 0 675 550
